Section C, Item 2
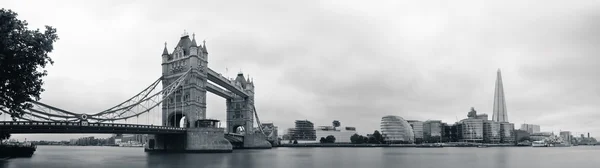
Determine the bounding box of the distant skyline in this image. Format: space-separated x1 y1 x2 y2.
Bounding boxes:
3 0 600 141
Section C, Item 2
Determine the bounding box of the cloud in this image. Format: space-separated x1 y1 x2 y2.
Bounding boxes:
3 0 600 141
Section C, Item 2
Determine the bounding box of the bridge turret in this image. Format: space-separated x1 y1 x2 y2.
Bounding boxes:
190 33 198 56
161 42 170 76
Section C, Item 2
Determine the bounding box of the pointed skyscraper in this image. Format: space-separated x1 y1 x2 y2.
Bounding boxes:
492 69 508 122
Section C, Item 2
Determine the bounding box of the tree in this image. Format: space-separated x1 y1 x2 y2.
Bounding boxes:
0 131 9 144
362 136 369 144
293 139 298 144
372 130 384 144
368 136 378 144
332 120 340 130
350 133 360 144
325 135 336 143
319 137 326 143
0 8 59 120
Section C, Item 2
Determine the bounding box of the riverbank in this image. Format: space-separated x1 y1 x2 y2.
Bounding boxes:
278 143 523 148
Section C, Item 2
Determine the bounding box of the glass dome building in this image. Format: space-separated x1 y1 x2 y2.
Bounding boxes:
380 115 415 143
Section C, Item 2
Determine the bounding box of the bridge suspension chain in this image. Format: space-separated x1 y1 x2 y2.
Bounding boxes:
9 69 192 124
90 69 192 122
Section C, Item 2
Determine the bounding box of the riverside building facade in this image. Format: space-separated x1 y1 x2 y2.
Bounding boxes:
381 115 415 144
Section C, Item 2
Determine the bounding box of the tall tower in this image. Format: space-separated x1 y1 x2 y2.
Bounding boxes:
226 72 255 134
161 32 209 128
492 69 508 122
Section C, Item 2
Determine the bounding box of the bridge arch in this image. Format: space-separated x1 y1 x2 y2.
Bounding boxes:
167 112 190 128
232 125 245 134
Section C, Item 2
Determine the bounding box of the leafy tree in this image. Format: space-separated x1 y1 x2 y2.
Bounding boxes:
362 136 369 144
368 136 378 144
332 120 340 130
319 137 326 143
0 8 59 120
350 133 360 144
0 131 9 144
325 135 336 143
293 139 298 144
372 130 384 144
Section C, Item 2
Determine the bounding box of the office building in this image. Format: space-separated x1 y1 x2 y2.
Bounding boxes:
424 120 443 143
314 126 357 143
407 120 424 143
443 123 459 142
483 120 501 143
560 131 572 144
519 124 541 134
500 122 515 143
380 115 415 144
290 120 316 141
492 69 509 122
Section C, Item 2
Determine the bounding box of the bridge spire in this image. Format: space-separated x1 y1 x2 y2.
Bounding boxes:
191 33 198 46
202 39 208 53
162 42 169 55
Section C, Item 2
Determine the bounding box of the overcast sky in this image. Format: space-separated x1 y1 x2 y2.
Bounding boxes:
3 0 600 141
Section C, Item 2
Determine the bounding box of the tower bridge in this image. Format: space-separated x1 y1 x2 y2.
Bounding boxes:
0 31 276 153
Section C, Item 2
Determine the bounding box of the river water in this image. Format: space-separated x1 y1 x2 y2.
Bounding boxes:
1 146 599 168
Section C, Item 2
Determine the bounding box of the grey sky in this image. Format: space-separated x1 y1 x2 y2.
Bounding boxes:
3 0 600 141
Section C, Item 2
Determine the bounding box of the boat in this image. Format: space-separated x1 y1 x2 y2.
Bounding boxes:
532 141 547 147
417 143 444 148
477 145 488 148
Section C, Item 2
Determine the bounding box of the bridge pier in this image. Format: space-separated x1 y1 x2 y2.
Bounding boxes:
242 133 272 149
145 127 232 153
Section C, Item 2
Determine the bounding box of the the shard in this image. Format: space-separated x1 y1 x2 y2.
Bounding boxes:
492 69 508 122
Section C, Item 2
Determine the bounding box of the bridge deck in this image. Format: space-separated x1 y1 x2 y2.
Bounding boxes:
0 122 186 134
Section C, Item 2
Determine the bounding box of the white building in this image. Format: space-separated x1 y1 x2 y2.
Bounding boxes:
314 126 357 143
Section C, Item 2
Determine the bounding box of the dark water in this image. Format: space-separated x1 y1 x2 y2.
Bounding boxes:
1 146 599 168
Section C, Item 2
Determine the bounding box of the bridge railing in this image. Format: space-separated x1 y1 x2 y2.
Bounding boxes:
0 121 186 131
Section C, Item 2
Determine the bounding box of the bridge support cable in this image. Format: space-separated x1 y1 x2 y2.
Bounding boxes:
90 77 161 116
251 104 266 136
90 69 192 123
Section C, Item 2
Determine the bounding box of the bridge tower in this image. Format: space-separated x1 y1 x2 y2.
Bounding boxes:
226 73 254 134
226 73 271 148
146 32 232 153
160 32 207 127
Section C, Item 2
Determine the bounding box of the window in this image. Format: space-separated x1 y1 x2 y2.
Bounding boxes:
184 93 189 101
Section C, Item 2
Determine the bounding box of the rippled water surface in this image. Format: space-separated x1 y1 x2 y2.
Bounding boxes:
2 146 599 168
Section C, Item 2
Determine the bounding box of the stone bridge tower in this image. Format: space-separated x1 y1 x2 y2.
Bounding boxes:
160 32 208 128
226 73 255 134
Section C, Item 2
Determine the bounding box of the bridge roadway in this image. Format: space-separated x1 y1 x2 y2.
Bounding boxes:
0 121 186 134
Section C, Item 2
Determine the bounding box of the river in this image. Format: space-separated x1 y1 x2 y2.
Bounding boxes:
1 146 599 168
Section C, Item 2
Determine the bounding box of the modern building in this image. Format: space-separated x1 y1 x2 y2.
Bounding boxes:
380 115 415 144
492 69 509 122
483 120 501 143
500 122 515 143
560 131 572 144
314 126 357 143
513 130 530 142
290 120 316 141
424 120 443 143
442 123 459 142
460 107 485 142
407 120 424 143
519 124 541 134
460 118 484 142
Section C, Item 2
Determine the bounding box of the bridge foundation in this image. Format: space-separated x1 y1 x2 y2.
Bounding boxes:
145 127 232 153
242 133 272 149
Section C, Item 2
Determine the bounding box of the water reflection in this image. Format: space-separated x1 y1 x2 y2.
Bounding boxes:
5 146 600 168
